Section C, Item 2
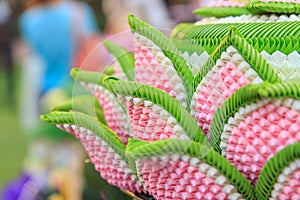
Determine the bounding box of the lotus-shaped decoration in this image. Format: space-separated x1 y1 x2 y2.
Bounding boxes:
42 1 300 199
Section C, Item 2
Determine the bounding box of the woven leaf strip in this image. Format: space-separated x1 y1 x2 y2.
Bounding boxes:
193 6 250 18
71 69 132 143
258 82 300 100
247 1 300 15
192 35 230 91
172 21 300 55
71 68 105 85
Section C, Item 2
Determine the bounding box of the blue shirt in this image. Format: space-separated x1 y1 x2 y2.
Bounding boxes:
19 1 98 94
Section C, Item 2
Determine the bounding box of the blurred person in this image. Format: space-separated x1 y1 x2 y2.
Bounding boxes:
0 0 14 106
2 1 99 200
19 0 98 113
18 0 98 130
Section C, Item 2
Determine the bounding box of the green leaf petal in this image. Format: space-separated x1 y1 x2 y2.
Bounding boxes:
70 69 126 113
41 111 129 164
172 21 300 55
71 68 107 85
229 28 281 84
247 1 300 15
103 40 135 81
52 95 107 125
194 6 250 18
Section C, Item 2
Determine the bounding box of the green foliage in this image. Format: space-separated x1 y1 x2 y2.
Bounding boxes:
103 40 135 81
194 6 250 17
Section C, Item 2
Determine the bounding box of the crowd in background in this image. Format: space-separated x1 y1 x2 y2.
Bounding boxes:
0 0 205 199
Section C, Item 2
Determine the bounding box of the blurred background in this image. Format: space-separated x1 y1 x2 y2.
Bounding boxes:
0 0 206 199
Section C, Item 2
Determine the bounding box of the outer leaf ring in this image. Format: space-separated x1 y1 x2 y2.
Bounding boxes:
247 1 300 15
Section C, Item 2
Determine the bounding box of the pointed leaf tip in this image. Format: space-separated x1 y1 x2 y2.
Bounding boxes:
70 68 80 79
127 14 137 23
103 76 120 83
40 114 47 122
103 40 135 81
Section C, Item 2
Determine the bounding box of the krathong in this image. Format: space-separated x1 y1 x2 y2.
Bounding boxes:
42 0 300 199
